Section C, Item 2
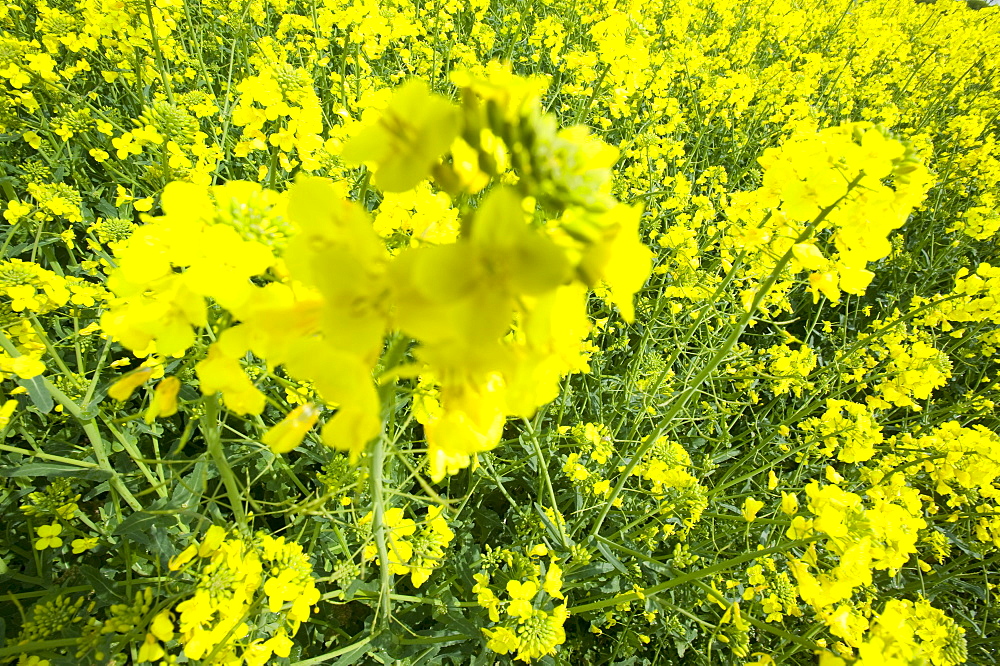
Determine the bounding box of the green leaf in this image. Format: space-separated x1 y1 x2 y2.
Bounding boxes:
78 564 123 603
113 510 177 549
16 376 53 413
595 539 630 575
0 462 110 482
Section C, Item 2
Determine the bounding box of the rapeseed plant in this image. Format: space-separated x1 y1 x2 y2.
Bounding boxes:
2 0 1000 663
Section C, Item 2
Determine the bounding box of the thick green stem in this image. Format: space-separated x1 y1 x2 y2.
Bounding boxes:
202 394 247 531
142 0 175 104
370 433 392 627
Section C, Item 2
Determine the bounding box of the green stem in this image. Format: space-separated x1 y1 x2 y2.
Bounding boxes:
0 443 98 467
142 0 175 104
524 417 568 547
202 394 247 531
0 638 80 658
100 416 168 498
370 433 392 627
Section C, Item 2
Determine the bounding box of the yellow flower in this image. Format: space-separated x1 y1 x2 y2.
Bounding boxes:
544 561 564 600
781 492 799 515
150 611 175 642
361 507 417 574
168 544 197 571
263 403 321 453
514 606 568 661
474 572 501 622
0 355 46 379
2 200 32 223
243 641 273 666
198 524 227 557
742 497 765 522
264 630 294 658
107 367 154 401
341 79 461 192
35 522 63 550
506 579 538 620
195 345 266 415
22 130 42 149
136 634 165 663
577 204 652 323
0 399 17 429
483 626 519 654
145 376 181 423
71 537 98 553
111 132 141 159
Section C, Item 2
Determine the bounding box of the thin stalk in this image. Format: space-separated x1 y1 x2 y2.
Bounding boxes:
142 0 175 104
524 417 569 547
0 331 142 511
569 538 815 614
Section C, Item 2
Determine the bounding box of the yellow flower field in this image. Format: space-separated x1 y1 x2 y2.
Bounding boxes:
1 0 999 663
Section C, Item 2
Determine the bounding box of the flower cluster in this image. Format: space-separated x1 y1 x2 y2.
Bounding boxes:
788 479 927 611
561 425 707 547
360 506 455 588
839 321 953 410
725 123 931 306
475 545 568 663
820 597 967 666
157 526 321 664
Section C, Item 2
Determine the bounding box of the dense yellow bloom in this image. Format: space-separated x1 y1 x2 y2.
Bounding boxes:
159 529 319 662
361 507 418 575
195 345 266 416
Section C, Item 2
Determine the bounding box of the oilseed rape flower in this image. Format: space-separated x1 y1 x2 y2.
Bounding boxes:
10 0 1000 662
0 259 70 314
342 79 461 192
155 528 320 662
106 367 153 402
820 598 968 666
407 506 456 588
730 122 931 305
742 497 765 522
507 580 539 620
476 547 569 662
144 376 181 423
361 507 417 575
263 403 321 453
34 522 63 550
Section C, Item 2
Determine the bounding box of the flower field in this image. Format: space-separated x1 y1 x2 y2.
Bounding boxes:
1 0 1000 663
